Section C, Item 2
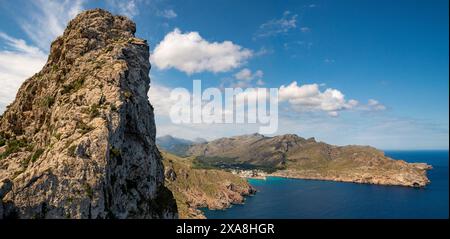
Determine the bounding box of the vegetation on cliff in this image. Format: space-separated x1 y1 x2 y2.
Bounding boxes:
161 151 255 219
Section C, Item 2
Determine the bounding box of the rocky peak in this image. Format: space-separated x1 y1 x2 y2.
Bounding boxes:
47 9 140 67
0 9 177 219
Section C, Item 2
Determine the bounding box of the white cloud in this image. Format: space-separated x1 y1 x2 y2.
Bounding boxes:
148 83 183 116
278 81 386 117
234 68 263 81
0 0 84 112
367 99 387 111
158 9 177 19
254 47 273 56
150 28 253 74
107 0 140 18
300 27 310 33
234 68 253 81
256 11 298 38
19 0 84 51
0 33 47 113
279 81 358 116
256 79 265 86
219 68 264 88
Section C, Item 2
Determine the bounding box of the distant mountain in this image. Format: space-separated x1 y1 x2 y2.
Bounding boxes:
157 135 194 148
156 135 204 156
187 133 432 187
193 137 207 144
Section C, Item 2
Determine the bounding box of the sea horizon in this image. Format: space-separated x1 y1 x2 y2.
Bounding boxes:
203 150 449 219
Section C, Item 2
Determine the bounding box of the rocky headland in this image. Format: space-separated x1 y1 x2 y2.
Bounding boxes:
187 134 432 187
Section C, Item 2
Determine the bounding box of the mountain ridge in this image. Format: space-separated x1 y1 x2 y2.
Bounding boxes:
186 133 432 187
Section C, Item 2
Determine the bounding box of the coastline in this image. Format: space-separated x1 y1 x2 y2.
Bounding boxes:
233 166 433 188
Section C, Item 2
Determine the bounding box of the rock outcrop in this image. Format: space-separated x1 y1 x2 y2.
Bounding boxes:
161 151 255 219
187 134 432 187
0 9 177 218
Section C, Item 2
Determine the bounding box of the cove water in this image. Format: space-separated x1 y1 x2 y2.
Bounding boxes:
202 150 449 219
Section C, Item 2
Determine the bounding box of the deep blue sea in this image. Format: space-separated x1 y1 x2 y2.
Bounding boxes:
203 150 449 219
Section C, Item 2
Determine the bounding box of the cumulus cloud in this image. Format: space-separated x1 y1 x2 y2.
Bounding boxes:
234 68 253 81
278 81 386 117
279 81 359 117
219 68 264 88
234 68 263 81
150 28 253 74
0 33 47 113
19 0 84 51
158 9 177 19
148 83 185 116
255 11 298 38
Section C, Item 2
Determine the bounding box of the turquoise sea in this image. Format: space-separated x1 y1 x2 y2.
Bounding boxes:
203 150 449 219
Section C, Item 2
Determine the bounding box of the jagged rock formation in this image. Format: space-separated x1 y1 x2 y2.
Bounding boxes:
187 133 432 187
0 9 177 218
161 151 255 219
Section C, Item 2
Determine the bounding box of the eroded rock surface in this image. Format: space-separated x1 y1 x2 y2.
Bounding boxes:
161 151 255 219
0 9 177 219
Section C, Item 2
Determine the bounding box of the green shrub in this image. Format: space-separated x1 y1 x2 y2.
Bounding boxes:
110 147 121 158
83 183 93 199
110 104 117 112
89 104 100 119
123 90 132 99
67 145 77 157
41 96 55 108
76 121 93 135
31 148 45 162
0 139 28 159
54 133 62 140
22 155 31 168
62 78 85 94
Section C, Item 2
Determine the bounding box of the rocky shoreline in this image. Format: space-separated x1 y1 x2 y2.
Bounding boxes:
161 151 256 219
184 182 256 219
232 163 432 188
188 134 433 188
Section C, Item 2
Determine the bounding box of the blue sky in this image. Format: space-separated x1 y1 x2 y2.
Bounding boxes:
0 0 448 149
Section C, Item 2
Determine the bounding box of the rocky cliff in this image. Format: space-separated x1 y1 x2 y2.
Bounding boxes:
161 151 255 219
0 9 177 219
188 134 432 187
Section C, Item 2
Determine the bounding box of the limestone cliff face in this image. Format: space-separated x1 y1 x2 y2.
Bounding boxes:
0 9 177 218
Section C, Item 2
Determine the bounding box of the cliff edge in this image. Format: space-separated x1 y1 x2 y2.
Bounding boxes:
0 9 177 219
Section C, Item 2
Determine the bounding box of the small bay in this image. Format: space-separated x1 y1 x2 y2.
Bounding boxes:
202 150 449 219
